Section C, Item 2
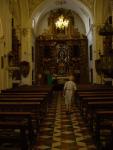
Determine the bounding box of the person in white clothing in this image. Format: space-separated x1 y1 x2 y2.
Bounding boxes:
64 75 77 113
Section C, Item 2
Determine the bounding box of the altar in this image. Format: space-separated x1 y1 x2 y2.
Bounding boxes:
52 75 69 91
35 8 89 84
52 75 69 84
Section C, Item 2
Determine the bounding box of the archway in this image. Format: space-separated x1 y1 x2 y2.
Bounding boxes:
30 0 94 84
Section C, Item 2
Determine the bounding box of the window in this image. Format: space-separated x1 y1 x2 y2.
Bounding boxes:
90 45 92 60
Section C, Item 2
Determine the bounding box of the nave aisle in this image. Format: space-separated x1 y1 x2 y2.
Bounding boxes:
33 92 96 150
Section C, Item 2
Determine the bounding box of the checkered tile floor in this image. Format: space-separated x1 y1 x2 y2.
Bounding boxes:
33 92 97 150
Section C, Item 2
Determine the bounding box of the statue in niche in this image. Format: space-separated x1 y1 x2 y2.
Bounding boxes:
58 49 65 62
56 43 70 75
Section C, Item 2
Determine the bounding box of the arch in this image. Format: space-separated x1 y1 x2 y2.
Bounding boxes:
30 0 94 36
29 0 94 83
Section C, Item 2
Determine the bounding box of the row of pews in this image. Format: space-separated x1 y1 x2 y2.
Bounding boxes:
0 84 53 150
76 84 113 149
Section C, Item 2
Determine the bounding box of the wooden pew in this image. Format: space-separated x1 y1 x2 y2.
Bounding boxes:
0 100 42 147
0 101 40 124
79 96 113 117
76 84 113 148
94 110 113 148
1 86 53 104
76 90 113 107
76 91 113 101
84 101 113 138
0 85 53 149
0 111 34 150
87 101 113 113
1 92 48 95
77 84 113 92
77 92 113 98
2 85 53 93
85 100 113 120
0 93 49 104
0 95 48 116
0 89 51 122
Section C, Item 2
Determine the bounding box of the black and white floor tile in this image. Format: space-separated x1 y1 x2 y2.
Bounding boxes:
33 92 97 150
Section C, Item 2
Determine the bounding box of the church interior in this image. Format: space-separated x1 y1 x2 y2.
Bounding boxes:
0 0 113 149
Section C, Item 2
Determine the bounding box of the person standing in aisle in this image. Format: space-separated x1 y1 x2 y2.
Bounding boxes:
63 75 77 113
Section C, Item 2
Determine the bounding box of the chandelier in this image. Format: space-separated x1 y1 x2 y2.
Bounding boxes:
55 15 69 30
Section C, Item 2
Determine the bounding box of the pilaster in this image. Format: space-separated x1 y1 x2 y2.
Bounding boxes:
21 27 33 85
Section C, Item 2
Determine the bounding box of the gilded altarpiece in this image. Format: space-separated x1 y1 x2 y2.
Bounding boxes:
35 9 89 83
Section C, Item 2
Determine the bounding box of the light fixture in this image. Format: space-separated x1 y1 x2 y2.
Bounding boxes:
55 0 69 30
55 15 69 30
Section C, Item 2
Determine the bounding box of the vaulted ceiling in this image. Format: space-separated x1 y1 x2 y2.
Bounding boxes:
10 0 112 36
14 0 95 36
30 0 94 35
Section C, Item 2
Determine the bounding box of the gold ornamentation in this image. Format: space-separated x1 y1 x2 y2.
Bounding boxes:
55 15 69 30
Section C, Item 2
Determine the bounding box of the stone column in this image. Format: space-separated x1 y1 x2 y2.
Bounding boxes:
111 0 113 85
92 24 104 84
20 27 33 85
